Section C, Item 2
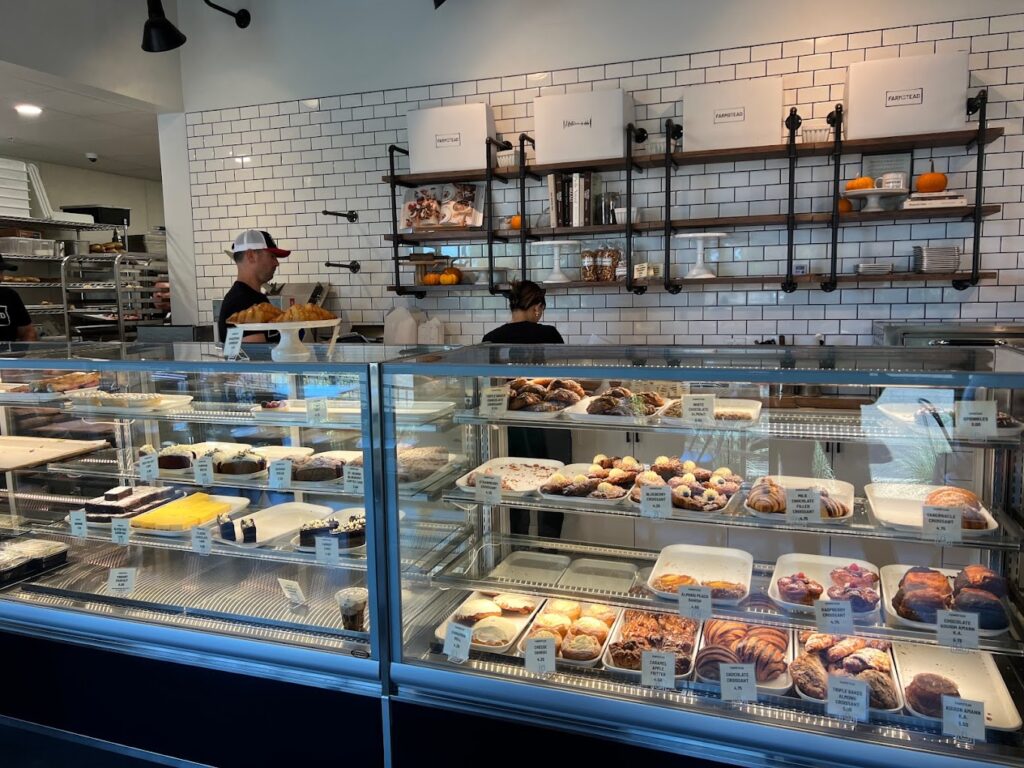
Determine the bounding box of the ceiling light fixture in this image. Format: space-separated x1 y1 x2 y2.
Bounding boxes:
434 0 448 7
203 0 251 28
141 0 187 52
13 104 42 117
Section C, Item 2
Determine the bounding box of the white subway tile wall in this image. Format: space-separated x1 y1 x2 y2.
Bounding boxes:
186 13 1024 346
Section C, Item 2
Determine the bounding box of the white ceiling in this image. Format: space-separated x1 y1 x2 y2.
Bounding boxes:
0 62 161 181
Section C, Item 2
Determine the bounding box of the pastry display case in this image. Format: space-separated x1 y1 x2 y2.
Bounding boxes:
383 344 1024 767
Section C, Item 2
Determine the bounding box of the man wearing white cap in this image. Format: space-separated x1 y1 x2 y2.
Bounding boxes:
217 230 291 343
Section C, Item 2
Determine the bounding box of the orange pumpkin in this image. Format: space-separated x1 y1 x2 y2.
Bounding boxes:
845 177 874 191
508 214 522 230
916 161 948 193
440 266 462 285
838 197 853 214
422 271 442 286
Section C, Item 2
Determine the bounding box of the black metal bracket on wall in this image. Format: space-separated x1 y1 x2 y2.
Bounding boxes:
386 144 417 297
662 119 684 294
322 209 359 222
781 107 802 293
624 123 648 295
820 104 844 293
517 133 541 282
954 89 988 291
485 137 513 296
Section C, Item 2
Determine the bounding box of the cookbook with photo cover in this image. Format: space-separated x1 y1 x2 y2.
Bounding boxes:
402 183 484 230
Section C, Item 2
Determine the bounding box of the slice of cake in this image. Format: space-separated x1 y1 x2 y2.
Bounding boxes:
292 455 345 482
299 518 339 548
240 518 257 543
131 493 231 531
218 513 236 541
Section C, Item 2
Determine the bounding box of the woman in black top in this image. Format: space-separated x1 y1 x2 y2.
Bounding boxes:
482 281 569 540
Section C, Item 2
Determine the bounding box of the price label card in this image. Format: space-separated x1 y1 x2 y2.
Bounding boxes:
785 487 820 524
815 600 854 635
343 464 365 495
223 327 243 359
678 585 713 620
641 650 676 689
479 386 509 418
191 525 212 556
640 484 672 518
111 518 131 546
444 622 473 663
525 637 556 676
827 676 869 722
137 453 159 482
923 506 962 544
720 663 756 702
474 473 503 505
954 401 997 439
942 696 986 741
682 394 716 426
69 509 87 539
107 567 136 596
315 535 340 564
306 397 329 424
937 610 980 650
269 459 292 489
277 578 306 605
193 455 214 487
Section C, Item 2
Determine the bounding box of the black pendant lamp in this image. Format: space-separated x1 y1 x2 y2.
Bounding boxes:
141 0 186 52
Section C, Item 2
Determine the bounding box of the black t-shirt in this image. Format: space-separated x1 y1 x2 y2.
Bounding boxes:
0 287 31 342
217 281 276 342
481 321 564 344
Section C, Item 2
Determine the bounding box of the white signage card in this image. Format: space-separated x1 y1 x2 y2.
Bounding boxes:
525 637 557 676
942 696 986 741
107 567 136 596
315 535 340 564
720 663 757 702
479 386 509 418
814 600 855 635
954 401 997 439
69 509 87 539
306 397 329 424
277 578 306 605
923 505 962 544
474 473 503 505
785 487 820 525
641 650 676 689
137 453 159 481
444 622 473 663
641 484 672 519
193 455 214 487
682 394 716 426
678 585 713 621
191 525 212 556
827 676 869 722
111 518 131 546
269 459 292 489
223 327 243 359
937 610 980 650
343 464 365 495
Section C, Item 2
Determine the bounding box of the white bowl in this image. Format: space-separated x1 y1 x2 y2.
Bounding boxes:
614 207 640 224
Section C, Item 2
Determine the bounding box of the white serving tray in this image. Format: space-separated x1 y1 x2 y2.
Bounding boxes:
151 441 250 477
0 436 108 471
234 318 338 332
287 449 361 489
130 495 250 537
696 626 794 695
217 501 332 549
289 507 366 552
486 551 571 587
879 564 1008 637
0 383 99 404
864 483 999 535
455 457 564 497
538 463 630 507
434 591 543 654
658 398 762 430
647 544 753 605
557 558 638 593
516 602 622 668
68 393 193 415
253 445 314 461
562 396 660 426
251 399 454 424
768 553 880 615
794 645 904 714
398 451 464 494
743 476 855 525
626 483 743 518
875 402 1024 438
601 608 701 682
892 643 1022 730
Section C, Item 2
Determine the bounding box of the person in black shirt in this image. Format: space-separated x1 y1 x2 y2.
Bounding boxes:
0 286 36 342
481 280 563 344
216 229 291 342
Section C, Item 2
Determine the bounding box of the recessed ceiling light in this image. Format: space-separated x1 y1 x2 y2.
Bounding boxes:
14 104 42 117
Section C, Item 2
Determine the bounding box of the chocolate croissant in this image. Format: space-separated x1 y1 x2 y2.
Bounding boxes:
735 635 787 682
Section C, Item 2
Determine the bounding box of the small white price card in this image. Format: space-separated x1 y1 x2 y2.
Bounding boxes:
923 506 962 544
827 676 869 722
444 622 472 663
69 509 87 539
137 453 159 482
223 327 243 359
269 459 292 489
954 401 997 439
191 525 212 556
720 663 756 702
785 487 820 525
682 394 716 426
815 600 854 635
343 464 365 495
277 578 306 605
641 650 676 689
107 567 136 596
943 696 986 741
111 518 131 546
479 386 509 418
640 484 672 518
306 397 329 424
937 610 980 650
474 473 503 505
678 585 712 621
525 637 556 676
193 455 214 486
315 535 340 564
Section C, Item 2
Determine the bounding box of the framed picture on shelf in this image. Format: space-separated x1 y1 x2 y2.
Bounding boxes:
401 183 484 231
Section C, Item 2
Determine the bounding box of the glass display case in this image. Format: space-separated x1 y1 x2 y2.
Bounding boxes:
384 344 1024 767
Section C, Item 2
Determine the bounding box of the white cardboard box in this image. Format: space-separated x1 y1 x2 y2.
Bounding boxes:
844 53 968 139
407 103 495 175
682 78 784 151
534 90 635 165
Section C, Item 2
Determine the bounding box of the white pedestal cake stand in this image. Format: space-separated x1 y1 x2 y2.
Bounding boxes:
673 232 728 280
534 240 581 284
234 319 340 361
843 187 908 213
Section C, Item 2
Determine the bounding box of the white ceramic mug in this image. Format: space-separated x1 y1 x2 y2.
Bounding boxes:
874 172 907 190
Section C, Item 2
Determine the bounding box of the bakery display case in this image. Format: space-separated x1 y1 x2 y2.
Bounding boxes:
383 344 1024 767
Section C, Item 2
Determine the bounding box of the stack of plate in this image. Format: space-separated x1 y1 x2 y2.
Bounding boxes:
913 246 961 273
855 262 893 276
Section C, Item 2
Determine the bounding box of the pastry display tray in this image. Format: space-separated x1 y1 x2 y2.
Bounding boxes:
647 544 753 605
793 644 905 714
864 482 999 535
601 608 702 683
485 551 571 586
695 626 795 695
768 553 880 616
455 458 564 497
0 436 107 471
434 591 543 654
515 602 622 669
743 476 855 525
216 502 332 549
557 558 637 593
562 396 659 426
879 564 1008 637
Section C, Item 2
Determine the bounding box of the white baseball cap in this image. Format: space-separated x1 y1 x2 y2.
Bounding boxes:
231 229 291 257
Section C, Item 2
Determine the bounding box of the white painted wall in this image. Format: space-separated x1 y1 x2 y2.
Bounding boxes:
177 0 1023 112
158 112 197 324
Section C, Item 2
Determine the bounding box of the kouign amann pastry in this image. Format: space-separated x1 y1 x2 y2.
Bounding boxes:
952 588 1008 629
905 673 959 718
954 564 1007 598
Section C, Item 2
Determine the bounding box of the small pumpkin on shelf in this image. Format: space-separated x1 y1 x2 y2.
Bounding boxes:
845 177 874 191
439 266 462 285
421 271 442 286
838 197 854 214
915 161 948 193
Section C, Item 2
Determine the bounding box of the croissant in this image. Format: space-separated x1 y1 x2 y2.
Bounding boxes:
227 303 284 324
279 303 337 322
747 481 786 513
735 635 787 682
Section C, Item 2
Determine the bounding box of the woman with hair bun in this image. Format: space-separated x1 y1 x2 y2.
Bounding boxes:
482 280 563 344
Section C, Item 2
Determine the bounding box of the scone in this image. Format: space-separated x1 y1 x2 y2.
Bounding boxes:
561 633 602 661
570 617 610 643
453 598 501 625
494 594 536 615
545 599 582 620
471 616 517 647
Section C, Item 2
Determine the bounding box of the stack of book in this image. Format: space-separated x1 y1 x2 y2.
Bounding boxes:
546 172 602 227
901 191 967 210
